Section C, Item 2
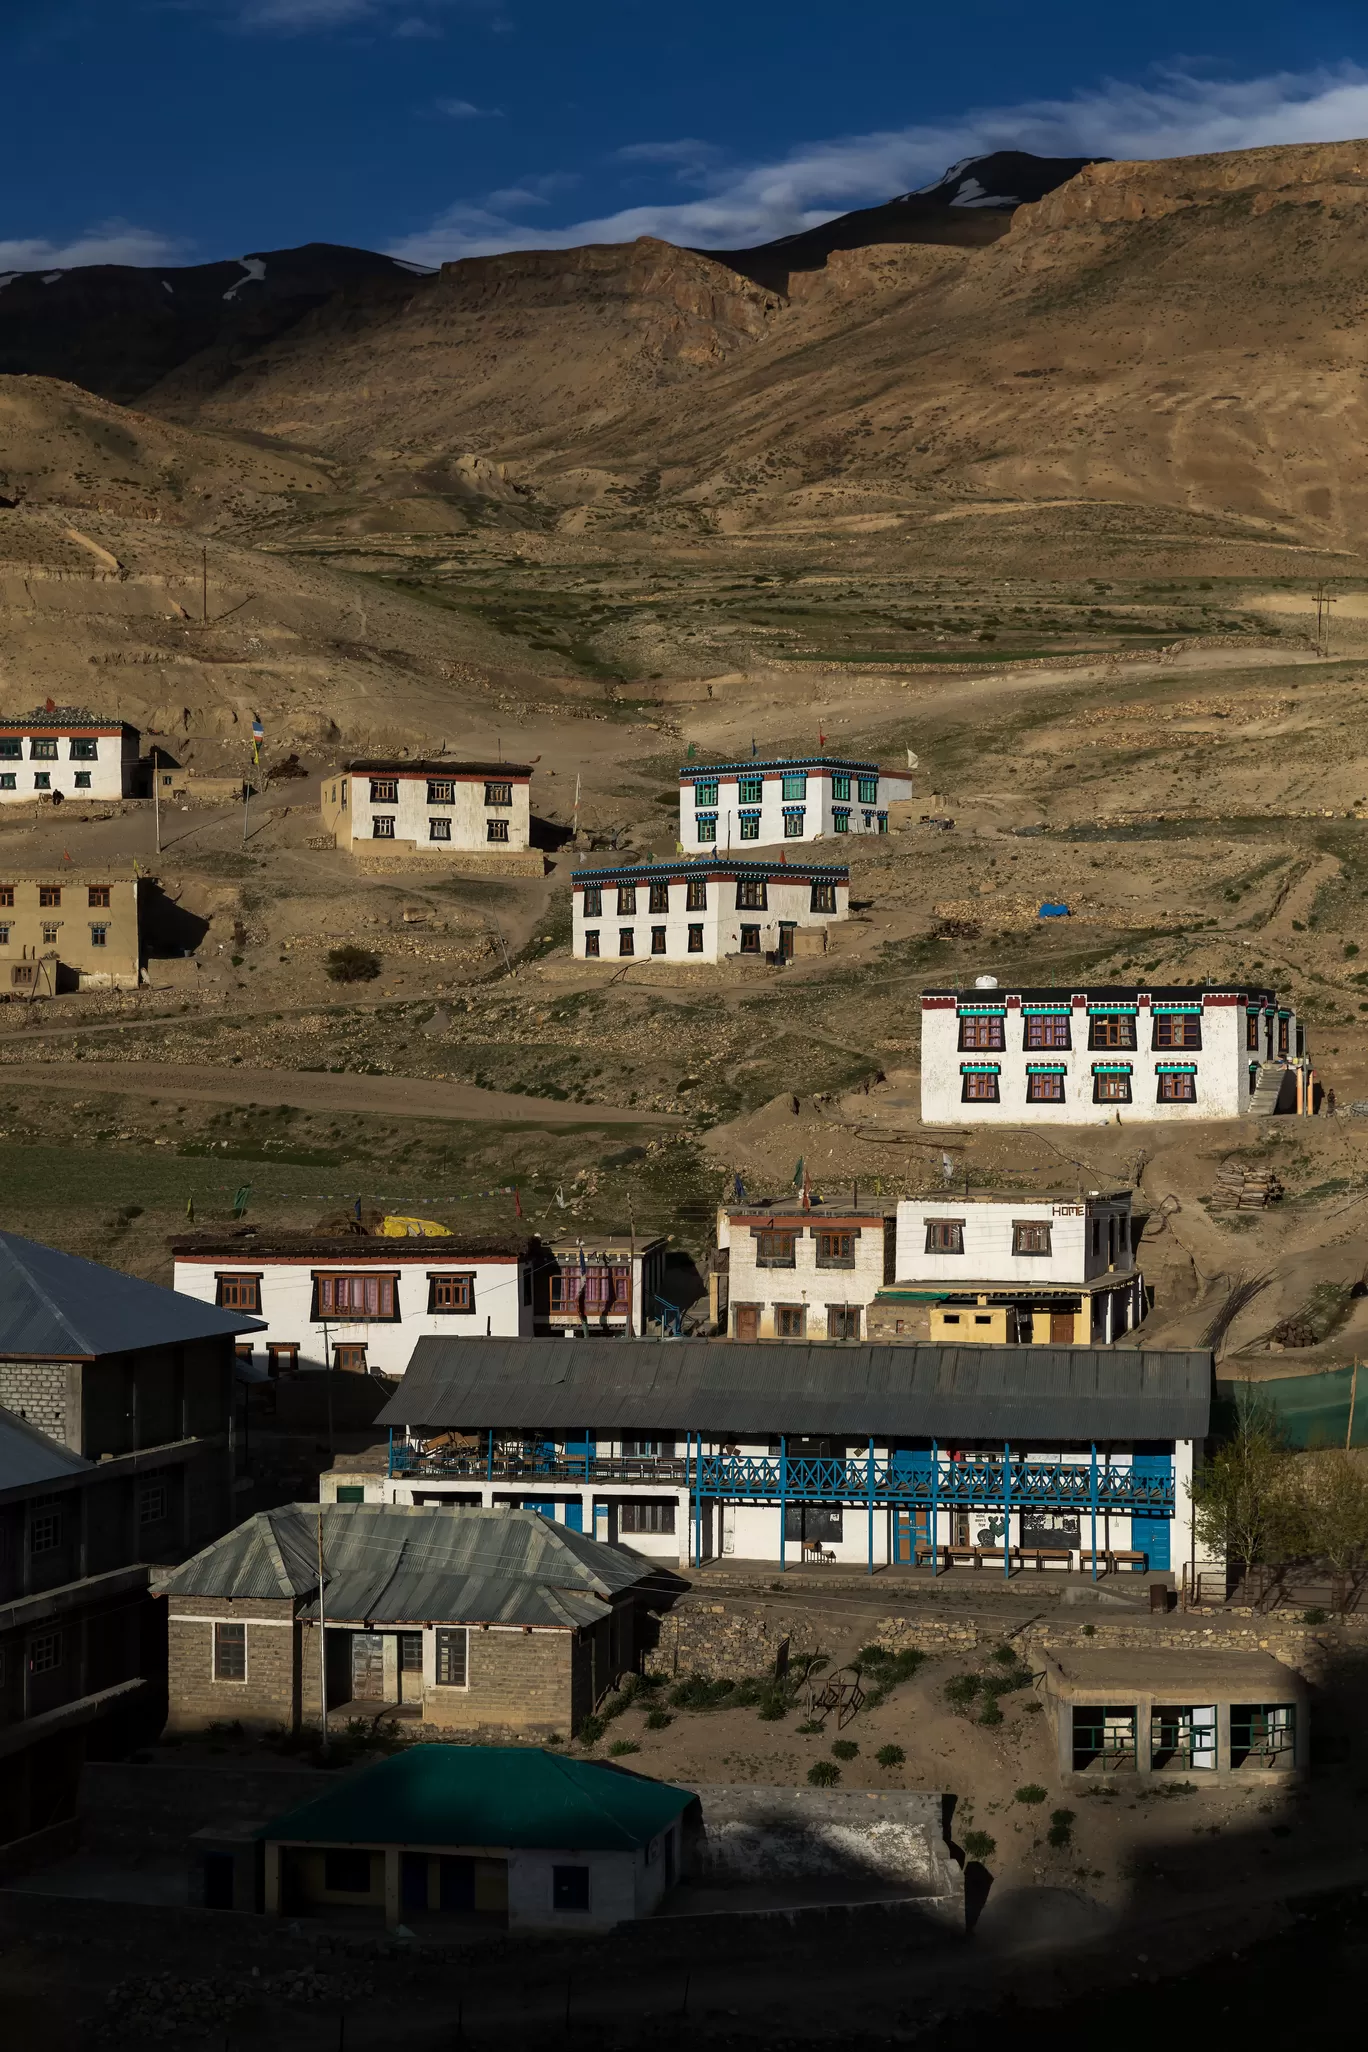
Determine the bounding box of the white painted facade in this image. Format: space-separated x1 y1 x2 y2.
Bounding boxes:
920 986 1302 1126
570 859 849 964
505 1833 678 1931
321 761 532 854
679 757 912 850
716 1206 892 1340
895 1193 1136 1288
0 713 138 804
172 1242 534 1374
539 1236 669 1336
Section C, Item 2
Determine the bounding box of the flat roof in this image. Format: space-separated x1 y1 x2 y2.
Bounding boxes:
171 1233 529 1260
1046 1648 1303 1697
898 1191 1132 1206
341 760 532 778
572 858 850 884
0 707 129 731
381 1337 1213 1441
546 1236 668 1255
679 756 883 777
923 985 1277 1004
727 1204 890 1222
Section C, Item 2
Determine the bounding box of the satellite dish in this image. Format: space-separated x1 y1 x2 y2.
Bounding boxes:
906 749 919 769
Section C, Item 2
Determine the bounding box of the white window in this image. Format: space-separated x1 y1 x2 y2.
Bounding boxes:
429 817 452 841
372 816 395 839
436 1627 468 1687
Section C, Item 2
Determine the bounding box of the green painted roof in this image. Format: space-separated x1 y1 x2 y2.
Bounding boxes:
260 1745 695 1853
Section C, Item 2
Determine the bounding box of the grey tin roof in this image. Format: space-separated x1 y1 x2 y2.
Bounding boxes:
380 1338 1212 1442
155 1503 654 1630
0 1404 91 1492
0 1231 263 1359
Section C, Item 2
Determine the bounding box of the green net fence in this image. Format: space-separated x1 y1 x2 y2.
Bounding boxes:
1217 1368 1368 1449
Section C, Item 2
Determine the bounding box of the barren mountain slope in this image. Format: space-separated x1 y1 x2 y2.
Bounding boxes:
147 137 1368 556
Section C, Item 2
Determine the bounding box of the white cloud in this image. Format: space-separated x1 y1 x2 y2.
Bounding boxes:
435 97 501 118
0 221 188 272
390 61 1368 262
225 0 484 31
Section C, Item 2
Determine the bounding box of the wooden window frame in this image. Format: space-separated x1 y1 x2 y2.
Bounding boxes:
311 1272 401 1321
650 926 667 954
810 882 837 913
1024 1014 1071 1050
754 1230 796 1269
1088 1014 1137 1051
486 818 510 842
0 886 12 907
648 880 670 914
584 930 600 957
774 1304 807 1338
484 781 513 808
38 885 61 908
1152 1013 1202 1051
1012 1221 1053 1257
428 817 453 841
369 778 399 803
215 1272 262 1313
827 1305 861 1341
736 878 768 911
958 1016 1005 1051
687 924 704 953
618 928 634 956
266 1342 299 1375
213 1621 247 1683
961 1070 1000 1102
332 1343 369 1373
87 885 111 908
815 1230 856 1268
426 779 456 805
1157 1071 1197 1103
739 925 761 953
371 816 396 839
581 885 602 918
1093 1072 1132 1104
428 1272 476 1315
925 1219 964 1254
685 877 707 911
435 1626 469 1688
1026 1071 1065 1102
617 885 637 915
29 738 58 761
618 1500 676 1534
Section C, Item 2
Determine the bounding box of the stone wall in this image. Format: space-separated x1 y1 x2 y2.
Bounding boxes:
665 1598 979 1680
164 1596 298 1733
872 1611 1364 1683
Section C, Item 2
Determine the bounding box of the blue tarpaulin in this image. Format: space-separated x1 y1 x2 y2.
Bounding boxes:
1038 902 1071 918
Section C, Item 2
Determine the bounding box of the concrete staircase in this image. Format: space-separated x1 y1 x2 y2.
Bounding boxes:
1249 1063 1288 1117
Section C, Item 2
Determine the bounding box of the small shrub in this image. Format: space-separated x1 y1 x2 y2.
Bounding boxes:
797 1718 824 1735
875 1744 905 1769
325 944 382 984
962 1830 996 1862
1302 1607 1330 1625
861 1645 927 1705
1082 1623 1096 1637
576 1714 606 1745
1047 1807 1076 1849
645 1708 671 1730
991 1645 1020 1667
979 1701 1003 1727
668 1675 735 1712
1015 1784 1048 1806
831 1739 859 1761
807 1761 841 1787
608 1739 640 1757
756 1690 790 1722
1022 1699 1044 1714
944 1673 981 1712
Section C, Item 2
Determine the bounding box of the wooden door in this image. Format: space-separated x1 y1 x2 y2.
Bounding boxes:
1050 1308 1075 1345
735 1305 759 1341
777 923 796 961
351 1632 386 1700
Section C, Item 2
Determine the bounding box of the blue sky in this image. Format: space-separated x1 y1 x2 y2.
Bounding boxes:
7 1 1368 270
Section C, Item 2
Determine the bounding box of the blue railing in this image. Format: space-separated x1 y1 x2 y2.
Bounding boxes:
694 1453 1172 1515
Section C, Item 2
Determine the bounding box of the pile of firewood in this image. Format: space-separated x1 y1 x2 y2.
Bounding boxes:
1208 1160 1285 1212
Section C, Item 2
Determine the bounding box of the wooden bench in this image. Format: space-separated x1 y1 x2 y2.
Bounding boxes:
1019 1546 1074 1573
942 1545 1014 1570
1080 1549 1148 1575
801 1542 836 1564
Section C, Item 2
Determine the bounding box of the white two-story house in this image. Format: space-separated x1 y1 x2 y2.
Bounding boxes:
321 761 533 857
920 984 1306 1126
713 1200 894 1342
570 858 848 964
679 757 912 851
171 1231 537 1376
0 707 139 804
870 1192 1145 1346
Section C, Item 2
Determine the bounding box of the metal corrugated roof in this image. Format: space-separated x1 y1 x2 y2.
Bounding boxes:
0 1404 91 1492
0 1232 262 1359
260 1745 695 1852
154 1503 653 1628
380 1338 1212 1441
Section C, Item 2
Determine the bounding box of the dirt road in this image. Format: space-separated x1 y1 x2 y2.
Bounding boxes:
0 1060 680 1129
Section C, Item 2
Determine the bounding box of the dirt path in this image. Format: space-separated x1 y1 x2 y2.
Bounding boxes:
0 1060 680 1129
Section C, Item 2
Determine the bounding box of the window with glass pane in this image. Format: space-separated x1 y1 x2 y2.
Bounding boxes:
925 1219 964 1252
958 1016 1004 1050
775 1305 806 1337
370 779 398 803
617 885 637 915
686 877 707 910
427 780 455 804
484 782 512 807
70 738 97 760
1158 1072 1196 1102
582 885 602 917
783 812 804 837
962 1071 999 1101
1025 1014 1070 1048
214 1622 246 1681
649 880 669 913
693 781 718 808
696 813 717 842
30 738 57 760
487 819 509 842
619 929 634 956
687 924 704 952
738 776 763 804
315 1273 397 1318
832 773 850 800
816 1231 855 1267
1012 1221 1052 1256
429 817 452 840
810 882 837 912
736 878 767 910
781 774 807 800
1153 1013 1201 1049
428 1274 474 1312
1027 1072 1065 1101
216 1274 261 1312
1089 1014 1137 1050
372 816 395 838
739 814 760 839
436 1628 468 1686
833 810 849 832
739 925 761 952
584 930 600 956
1093 1072 1132 1103
651 926 667 953
755 1230 796 1267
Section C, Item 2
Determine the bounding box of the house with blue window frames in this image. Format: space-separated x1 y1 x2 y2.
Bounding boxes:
569 857 849 964
349 1337 1219 1588
678 757 912 851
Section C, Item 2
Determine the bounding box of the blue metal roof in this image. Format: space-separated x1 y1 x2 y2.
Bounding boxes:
0 1231 263 1359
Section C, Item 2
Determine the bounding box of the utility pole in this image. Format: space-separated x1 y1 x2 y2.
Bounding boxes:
202 546 208 625
317 1509 330 1755
152 750 161 856
1314 581 1336 657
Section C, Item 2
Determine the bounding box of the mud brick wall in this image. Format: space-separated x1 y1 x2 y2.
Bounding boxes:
664 1599 850 1679
163 1595 298 1733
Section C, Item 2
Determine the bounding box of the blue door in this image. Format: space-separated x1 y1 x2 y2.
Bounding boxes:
562 1501 584 1534
523 1498 557 1519
891 1450 932 1563
1129 1454 1172 1570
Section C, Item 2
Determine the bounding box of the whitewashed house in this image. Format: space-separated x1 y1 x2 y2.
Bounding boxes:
920 984 1306 1126
171 1231 536 1376
571 858 848 964
679 756 912 850
870 1192 1145 1346
713 1200 893 1341
0 707 139 804
537 1236 670 1337
321 761 533 857
369 1337 1218 1580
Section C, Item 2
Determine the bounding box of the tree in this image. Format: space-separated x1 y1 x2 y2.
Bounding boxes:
1192 1392 1301 1590
1295 1451 1368 1612
325 945 381 984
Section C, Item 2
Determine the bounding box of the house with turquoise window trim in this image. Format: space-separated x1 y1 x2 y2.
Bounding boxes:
678 756 912 851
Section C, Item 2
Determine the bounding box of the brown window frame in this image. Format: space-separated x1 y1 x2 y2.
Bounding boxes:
428 1272 475 1314
650 925 667 954
648 880 670 913
687 924 704 953
332 1343 369 1373
618 928 634 956
484 781 513 808
1247 1013 1260 1050
38 884 61 908
1012 1220 1052 1257
617 885 637 915
426 779 456 805
1024 1014 1071 1050
584 930 600 957
581 884 602 918
1157 1071 1197 1103
685 877 708 911
1088 1014 1137 1051
428 817 453 841
87 885 111 909
1153 1013 1202 1050
1278 1016 1290 1056
312 1272 400 1321
815 1230 856 1268
213 1621 247 1682
958 1016 1005 1051
266 1342 299 1375
736 878 768 911
961 1070 999 1102
486 818 510 843
774 1304 807 1338
0 886 12 907
738 925 761 953
827 1305 861 1341
1026 1071 1065 1102
810 882 838 913
1093 1072 1132 1104
754 1230 796 1269
215 1272 262 1313
369 778 399 804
